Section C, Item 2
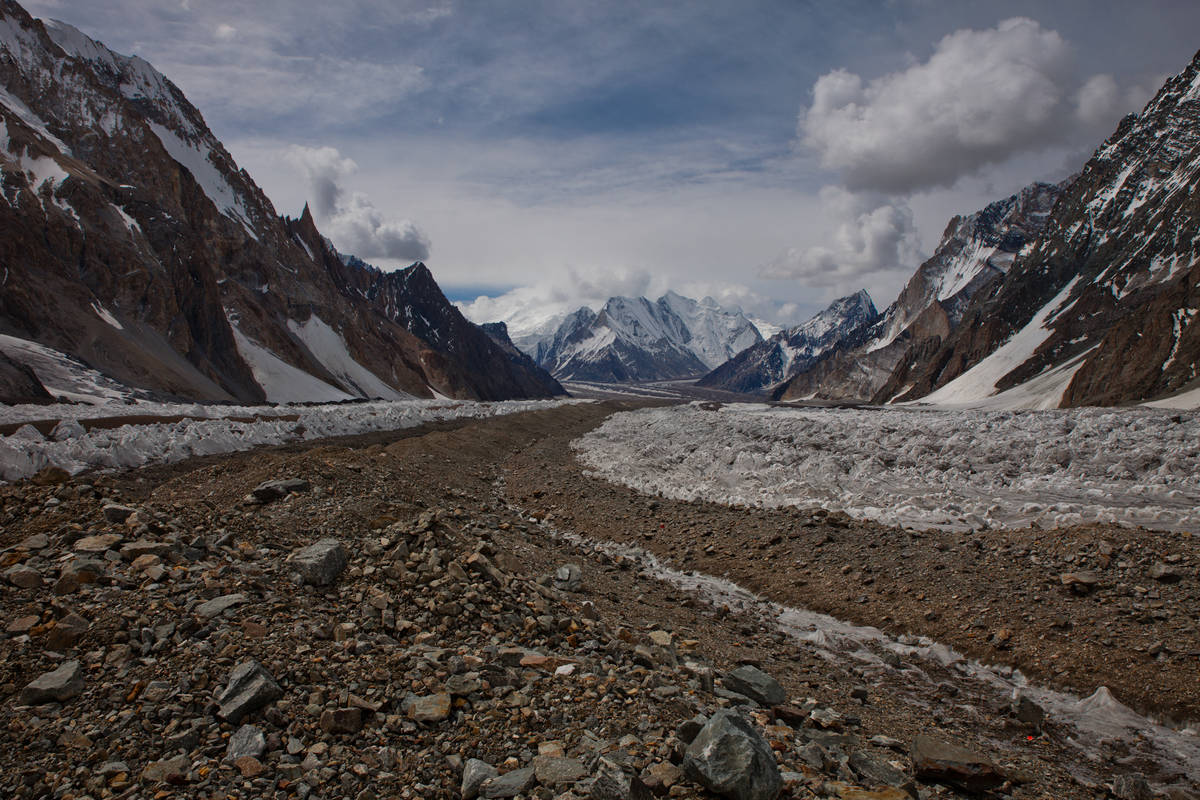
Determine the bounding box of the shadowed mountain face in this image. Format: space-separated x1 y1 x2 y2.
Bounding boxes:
0 1 561 403
891 50 1200 408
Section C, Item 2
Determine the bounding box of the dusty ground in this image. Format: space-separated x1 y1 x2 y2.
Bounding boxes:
1 400 1196 800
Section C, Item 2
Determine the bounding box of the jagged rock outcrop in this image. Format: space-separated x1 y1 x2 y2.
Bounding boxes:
773 181 1064 404
0 350 50 403
533 292 762 383
0 2 559 403
698 290 877 396
895 50 1200 407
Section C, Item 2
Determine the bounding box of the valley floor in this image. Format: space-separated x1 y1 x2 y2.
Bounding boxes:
1 401 1196 799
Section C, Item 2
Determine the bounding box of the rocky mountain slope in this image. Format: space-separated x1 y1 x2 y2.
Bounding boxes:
773 181 1064 404
532 292 762 383
697 290 877 395
890 51 1200 408
0 1 560 404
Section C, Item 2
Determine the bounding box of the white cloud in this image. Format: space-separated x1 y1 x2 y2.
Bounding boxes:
287 145 431 263
760 187 919 289
458 267 662 332
800 18 1080 193
214 23 236 40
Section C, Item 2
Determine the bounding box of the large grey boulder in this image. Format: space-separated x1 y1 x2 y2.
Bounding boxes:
479 766 536 798
290 538 349 586
462 758 498 800
682 709 782 800
19 660 85 705
216 660 282 724
723 664 785 706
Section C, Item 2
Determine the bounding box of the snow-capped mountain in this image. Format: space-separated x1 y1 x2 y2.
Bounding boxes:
0 1 561 403
532 291 763 383
773 180 1064 403
890 49 1200 408
698 290 877 395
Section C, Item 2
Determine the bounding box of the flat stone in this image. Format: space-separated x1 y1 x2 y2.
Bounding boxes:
1149 563 1185 583
226 724 266 761
724 665 786 706
235 756 267 778
196 593 247 619
532 755 587 786
405 693 451 723
847 750 910 791
640 761 684 793
252 477 310 503
462 758 498 800
4 564 42 589
290 538 348 586
216 660 282 724
44 612 90 650
20 533 49 550
479 766 536 798
683 709 782 800
911 735 1004 792
320 707 364 734
20 659 85 705
120 540 171 561
7 614 39 634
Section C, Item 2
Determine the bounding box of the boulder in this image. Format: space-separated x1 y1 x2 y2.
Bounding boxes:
19 660 85 705
479 766 536 798
462 758 498 800
290 538 349 586
216 660 282 724
251 478 310 503
683 709 782 800
226 724 266 761
723 664 786 706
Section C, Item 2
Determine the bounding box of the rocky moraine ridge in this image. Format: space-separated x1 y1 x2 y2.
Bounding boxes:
1 402 1196 800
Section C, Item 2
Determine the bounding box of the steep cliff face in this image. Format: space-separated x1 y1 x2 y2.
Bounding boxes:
897 51 1200 408
698 290 877 396
0 1 560 403
774 181 1064 404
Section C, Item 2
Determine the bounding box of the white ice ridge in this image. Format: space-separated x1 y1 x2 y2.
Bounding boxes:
0 397 582 482
573 403 1200 533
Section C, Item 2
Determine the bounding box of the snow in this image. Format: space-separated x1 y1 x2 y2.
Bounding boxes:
90 302 123 330
538 522 1200 781
0 396 579 482
112 203 141 234
146 122 252 232
0 86 71 153
229 325 352 404
0 119 69 190
574 402 1200 533
0 334 146 405
917 278 1081 408
286 315 411 401
1144 384 1200 409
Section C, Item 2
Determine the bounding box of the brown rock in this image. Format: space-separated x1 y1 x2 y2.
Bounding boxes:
319 707 364 734
235 756 267 778
911 735 1004 792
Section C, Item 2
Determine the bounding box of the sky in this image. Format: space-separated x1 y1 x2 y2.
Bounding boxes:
24 0 1200 330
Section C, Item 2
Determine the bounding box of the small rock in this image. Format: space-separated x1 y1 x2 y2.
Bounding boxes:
251 478 310 503
479 765 536 798
216 660 282 724
4 564 42 589
141 754 190 784
405 693 452 723
235 756 267 778
290 538 349 586
7 614 39 634
640 761 684 793
101 504 136 524
1060 571 1100 593
320 707 364 734
196 593 247 619
1013 694 1045 728
462 758 498 800
533 755 587 786
590 757 652 800
553 563 583 592
910 735 1003 792
1149 563 1184 583
848 750 910 791
44 612 90 650
19 659 85 705
683 709 782 800
723 664 785 706
227 724 266 761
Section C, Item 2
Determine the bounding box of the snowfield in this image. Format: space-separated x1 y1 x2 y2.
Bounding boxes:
0 398 578 482
574 403 1200 532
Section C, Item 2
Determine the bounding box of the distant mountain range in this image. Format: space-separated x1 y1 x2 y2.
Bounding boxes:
0 1 561 404
519 291 762 383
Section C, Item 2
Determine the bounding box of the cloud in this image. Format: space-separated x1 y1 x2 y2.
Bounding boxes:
287 145 431 262
760 187 919 288
800 17 1082 193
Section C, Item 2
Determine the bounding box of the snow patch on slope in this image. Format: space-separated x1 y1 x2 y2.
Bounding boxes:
574 403 1200 533
227 320 351 404
287 315 410 401
146 122 252 233
0 334 140 404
